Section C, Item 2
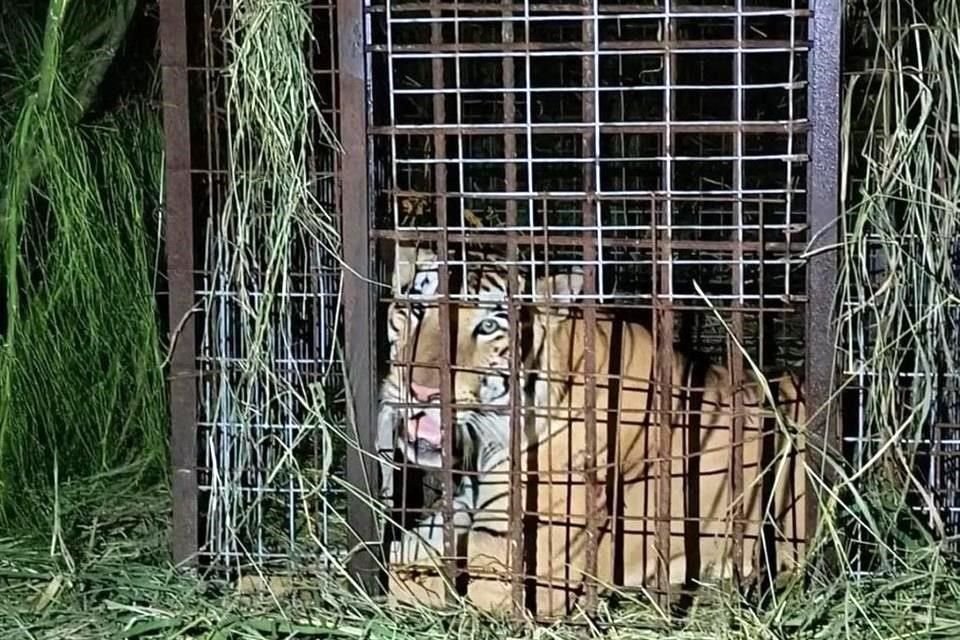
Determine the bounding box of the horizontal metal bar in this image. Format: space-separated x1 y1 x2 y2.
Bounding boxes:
381 189 805 199
371 121 806 135
391 83 805 94
372 228 807 250
392 154 808 164
383 46 807 58
382 193 796 205
376 6 811 19
375 40 807 52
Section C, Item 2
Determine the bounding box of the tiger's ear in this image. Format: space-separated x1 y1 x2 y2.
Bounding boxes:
392 244 440 297
534 270 585 308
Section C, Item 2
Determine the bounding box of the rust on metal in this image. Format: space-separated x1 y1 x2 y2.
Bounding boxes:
579 0 600 613
806 0 842 550
729 6 746 581
339 0 383 594
499 1 527 615
373 229 805 255
368 0 819 618
653 15 676 604
370 123 808 136
370 39 808 54
654 206 674 604
370 1 809 15
429 9 459 586
159 0 199 569
730 276 746 581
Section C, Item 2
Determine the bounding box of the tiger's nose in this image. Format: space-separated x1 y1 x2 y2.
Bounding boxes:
410 381 441 403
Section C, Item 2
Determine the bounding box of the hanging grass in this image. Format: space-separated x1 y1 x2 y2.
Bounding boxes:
838 0 960 552
197 0 350 571
0 1 167 531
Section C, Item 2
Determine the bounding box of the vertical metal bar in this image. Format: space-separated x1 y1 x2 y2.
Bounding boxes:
655 3 676 606
382 0 405 537
655 210 674 606
730 0 746 583
159 0 199 569
730 272 746 579
580 0 600 614
806 0 841 547
431 8 458 585
317 0 341 568
339 0 382 595
502 3 526 615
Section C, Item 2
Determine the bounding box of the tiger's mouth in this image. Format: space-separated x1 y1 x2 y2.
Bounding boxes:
406 409 443 453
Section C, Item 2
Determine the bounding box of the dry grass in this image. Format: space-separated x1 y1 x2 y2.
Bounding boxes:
1 470 959 639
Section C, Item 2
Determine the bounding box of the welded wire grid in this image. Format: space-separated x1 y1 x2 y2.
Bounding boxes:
370 0 810 614
837 193 960 567
184 0 346 573
839 14 960 565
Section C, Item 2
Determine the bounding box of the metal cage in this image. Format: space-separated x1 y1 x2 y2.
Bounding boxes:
354 0 840 618
159 0 842 617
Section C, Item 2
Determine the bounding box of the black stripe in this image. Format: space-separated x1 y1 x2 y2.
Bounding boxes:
456 530 470 595
471 525 509 538
476 491 508 512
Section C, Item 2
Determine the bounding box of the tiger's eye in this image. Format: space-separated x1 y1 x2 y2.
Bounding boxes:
476 318 499 335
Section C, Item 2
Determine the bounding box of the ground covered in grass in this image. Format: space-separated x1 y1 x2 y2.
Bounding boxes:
0 473 958 640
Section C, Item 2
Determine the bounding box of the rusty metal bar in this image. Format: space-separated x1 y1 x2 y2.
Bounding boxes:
339 0 383 595
372 2 810 14
729 0 746 584
373 229 804 256
653 7 676 605
805 0 841 547
160 0 199 569
730 276 746 580
429 7 459 588
654 222 674 604
371 39 808 53
579 0 600 614
370 122 807 136
501 2 527 615
375 299 799 321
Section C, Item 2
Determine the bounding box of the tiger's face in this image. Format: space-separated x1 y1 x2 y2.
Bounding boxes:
380 246 585 470
383 257 515 470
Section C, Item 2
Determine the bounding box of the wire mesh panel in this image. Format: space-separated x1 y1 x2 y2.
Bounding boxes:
368 0 819 618
161 0 347 575
839 0 960 567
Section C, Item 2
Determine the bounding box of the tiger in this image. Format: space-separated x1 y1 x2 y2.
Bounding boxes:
383 244 808 619
375 248 470 526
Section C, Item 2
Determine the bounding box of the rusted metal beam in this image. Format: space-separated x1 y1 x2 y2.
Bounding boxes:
805 0 842 551
500 2 527 615
580 0 600 614
159 0 199 569
339 0 384 596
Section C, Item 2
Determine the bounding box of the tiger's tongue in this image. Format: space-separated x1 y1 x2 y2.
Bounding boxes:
408 414 442 448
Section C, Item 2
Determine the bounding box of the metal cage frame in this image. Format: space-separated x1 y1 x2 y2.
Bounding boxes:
345 0 842 612
158 0 842 615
